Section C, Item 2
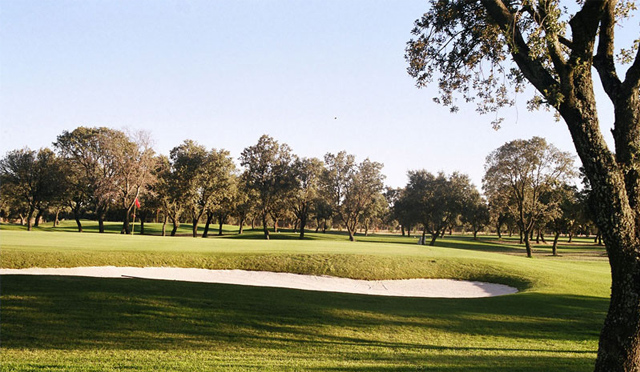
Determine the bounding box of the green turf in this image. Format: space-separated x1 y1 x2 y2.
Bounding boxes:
0 226 611 371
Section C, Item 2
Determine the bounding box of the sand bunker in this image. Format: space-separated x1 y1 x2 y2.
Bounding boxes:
0 266 518 298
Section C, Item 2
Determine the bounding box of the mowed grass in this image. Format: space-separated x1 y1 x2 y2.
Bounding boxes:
0 225 611 371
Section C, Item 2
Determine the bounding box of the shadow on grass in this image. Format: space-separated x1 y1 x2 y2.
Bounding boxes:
1 221 418 243
2 275 606 360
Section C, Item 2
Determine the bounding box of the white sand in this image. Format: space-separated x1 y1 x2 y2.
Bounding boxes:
0 266 518 298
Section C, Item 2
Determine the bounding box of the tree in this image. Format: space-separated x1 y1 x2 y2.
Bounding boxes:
406 1 640 369
55 127 122 233
240 135 296 240
486 189 515 240
111 130 156 235
206 172 238 238
312 197 333 233
546 183 581 255
322 152 385 241
462 189 490 240
178 145 237 239
0 148 66 230
359 192 389 236
169 140 208 237
390 187 420 237
483 137 576 257
154 154 183 236
291 157 324 239
233 181 255 235
403 170 472 246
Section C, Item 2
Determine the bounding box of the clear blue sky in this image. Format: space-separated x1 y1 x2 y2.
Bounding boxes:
1 1 634 188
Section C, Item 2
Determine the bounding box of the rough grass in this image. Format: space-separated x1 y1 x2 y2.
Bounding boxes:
0 224 611 371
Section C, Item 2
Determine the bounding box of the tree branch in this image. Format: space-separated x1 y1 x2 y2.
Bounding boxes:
480 0 561 105
622 44 640 93
569 0 607 60
593 0 622 101
558 35 573 49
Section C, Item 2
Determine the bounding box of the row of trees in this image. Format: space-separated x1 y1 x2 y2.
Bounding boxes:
390 137 597 257
0 129 391 240
1 128 596 249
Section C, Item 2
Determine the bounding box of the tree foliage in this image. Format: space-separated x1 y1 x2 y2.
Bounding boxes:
322 152 385 241
240 135 296 240
483 136 576 256
291 157 324 239
0 148 66 230
402 170 476 245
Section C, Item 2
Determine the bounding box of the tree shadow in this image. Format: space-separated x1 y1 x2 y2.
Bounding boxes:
2 274 606 371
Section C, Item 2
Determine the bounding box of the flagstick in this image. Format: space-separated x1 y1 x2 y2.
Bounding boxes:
132 203 136 236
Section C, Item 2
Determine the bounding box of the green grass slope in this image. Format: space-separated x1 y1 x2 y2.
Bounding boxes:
0 227 610 371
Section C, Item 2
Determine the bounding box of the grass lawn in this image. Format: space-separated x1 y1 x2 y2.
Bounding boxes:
0 224 610 371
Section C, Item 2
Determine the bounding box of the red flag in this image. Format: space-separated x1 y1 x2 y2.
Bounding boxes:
134 198 141 208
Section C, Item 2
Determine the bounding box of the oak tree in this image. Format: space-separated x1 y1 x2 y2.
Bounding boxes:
483 137 576 256
240 135 296 239
322 152 385 241
406 1 640 369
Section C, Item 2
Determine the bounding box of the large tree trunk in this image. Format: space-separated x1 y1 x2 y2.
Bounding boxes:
73 206 83 233
218 215 225 236
192 217 199 238
74 215 83 232
26 205 35 231
299 214 307 240
429 232 438 246
97 206 107 233
556 67 640 372
202 212 214 238
238 214 245 235
170 216 179 236
346 217 357 242
523 227 533 258
33 208 44 228
161 215 168 237
121 208 132 235
262 211 270 240
347 228 355 241
552 231 560 256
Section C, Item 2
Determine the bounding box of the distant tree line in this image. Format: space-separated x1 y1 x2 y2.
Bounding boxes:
390 137 598 256
1 128 597 248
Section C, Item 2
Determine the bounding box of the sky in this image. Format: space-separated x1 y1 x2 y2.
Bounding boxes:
1 0 637 189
